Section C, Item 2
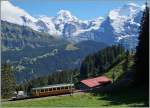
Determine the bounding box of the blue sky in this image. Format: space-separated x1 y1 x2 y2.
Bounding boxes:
11 0 145 20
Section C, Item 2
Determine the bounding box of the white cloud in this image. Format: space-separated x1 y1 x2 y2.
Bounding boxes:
1 1 37 25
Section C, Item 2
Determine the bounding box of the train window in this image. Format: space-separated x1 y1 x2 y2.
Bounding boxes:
57 87 60 90
49 88 52 91
53 88 56 90
61 87 64 89
45 89 48 92
65 87 68 89
41 89 44 92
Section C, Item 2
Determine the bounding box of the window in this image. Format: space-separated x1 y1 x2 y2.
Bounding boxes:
65 87 68 89
61 87 64 90
53 88 56 91
49 88 52 91
57 87 60 90
45 89 48 92
41 89 44 92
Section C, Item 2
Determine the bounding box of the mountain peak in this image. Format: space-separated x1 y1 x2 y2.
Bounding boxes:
56 10 78 22
57 10 72 17
108 3 141 20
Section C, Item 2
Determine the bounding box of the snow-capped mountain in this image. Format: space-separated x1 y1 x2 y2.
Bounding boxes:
37 16 61 37
1 1 144 49
107 3 143 48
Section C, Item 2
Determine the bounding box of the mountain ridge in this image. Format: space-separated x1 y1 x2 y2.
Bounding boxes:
1 21 108 83
1 1 144 49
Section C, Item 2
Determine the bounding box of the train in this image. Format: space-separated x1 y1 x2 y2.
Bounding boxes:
11 83 74 100
32 83 74 97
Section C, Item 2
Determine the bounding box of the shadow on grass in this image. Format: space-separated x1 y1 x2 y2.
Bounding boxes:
91 84 149 107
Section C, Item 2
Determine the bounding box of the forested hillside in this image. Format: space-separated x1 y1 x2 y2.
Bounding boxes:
80 45 126 79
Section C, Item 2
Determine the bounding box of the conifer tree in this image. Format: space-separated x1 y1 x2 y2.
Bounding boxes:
1 64 16 98
134 3 149 86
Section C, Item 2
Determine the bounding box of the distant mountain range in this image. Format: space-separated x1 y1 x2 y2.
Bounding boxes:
1 1 145 83
1 21 107 83
2 1 144 49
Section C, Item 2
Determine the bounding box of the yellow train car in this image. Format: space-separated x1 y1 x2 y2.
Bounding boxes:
31 83 74 97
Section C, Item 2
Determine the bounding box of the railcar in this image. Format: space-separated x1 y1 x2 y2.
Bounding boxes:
31 83 74 97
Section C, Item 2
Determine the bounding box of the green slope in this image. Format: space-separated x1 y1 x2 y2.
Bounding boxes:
104 56 134 82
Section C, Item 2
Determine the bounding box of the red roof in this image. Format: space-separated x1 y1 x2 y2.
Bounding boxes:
80 76 112 88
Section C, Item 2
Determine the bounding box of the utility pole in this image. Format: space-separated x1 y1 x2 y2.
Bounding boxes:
112 71 115 84
70 71 74 96
70 72 73 96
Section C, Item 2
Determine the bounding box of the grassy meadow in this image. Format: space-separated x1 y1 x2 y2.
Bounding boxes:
2 88 148 107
